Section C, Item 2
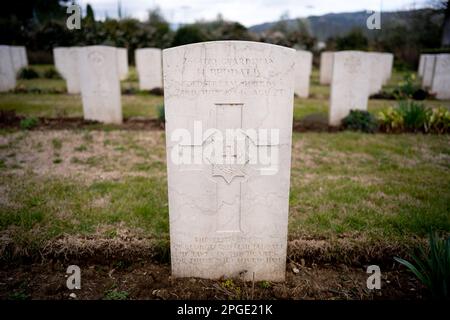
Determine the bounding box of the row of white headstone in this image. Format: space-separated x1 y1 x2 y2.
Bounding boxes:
51 45 314 124
320 51 394 126
418 53 450 100
52 46 165 124
0 45 28 92
54 46 164 93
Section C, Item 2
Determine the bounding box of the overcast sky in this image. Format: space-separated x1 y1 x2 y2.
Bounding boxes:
77 0 431 26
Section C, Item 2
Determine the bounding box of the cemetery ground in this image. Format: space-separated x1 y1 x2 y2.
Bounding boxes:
0 67 449 300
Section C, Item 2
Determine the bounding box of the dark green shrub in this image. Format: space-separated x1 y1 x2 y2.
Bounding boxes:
397 100 431 132
395 232 450 299
412 89 429 101
157 104 165 124
342 110 378 133
19 117 39 130
18 67 39 80
43 67 62 79
149 88 164 96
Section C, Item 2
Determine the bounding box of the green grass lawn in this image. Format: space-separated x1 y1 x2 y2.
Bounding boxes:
5 67 450 121
1 66 449 254
0 130 449 250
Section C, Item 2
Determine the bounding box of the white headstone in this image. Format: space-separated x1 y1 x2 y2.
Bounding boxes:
422 54 436 89
319 51 333 85
117 48 128 80
20 47 28 67
53 47 68 79
79 46 122 124
65 47 81 94
0 45 16 92
10 46 27 73
329 51 370 126
418 54 425 77
135 48 163 90
430 54 450 100
53 47 81 94
163 41 295 281
381 52 394 85
294 50 312 98
368 52 385 95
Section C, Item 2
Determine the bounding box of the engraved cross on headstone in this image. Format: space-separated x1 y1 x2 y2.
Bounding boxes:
178 103 279 233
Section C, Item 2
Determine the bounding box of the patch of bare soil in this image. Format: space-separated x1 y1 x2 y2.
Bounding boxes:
0 260 424 300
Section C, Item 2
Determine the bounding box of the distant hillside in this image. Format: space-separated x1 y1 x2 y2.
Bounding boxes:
249 9 434 41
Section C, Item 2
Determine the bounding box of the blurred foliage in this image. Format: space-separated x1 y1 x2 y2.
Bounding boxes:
18 67 39 80
342 110 378 133
0 1 448 68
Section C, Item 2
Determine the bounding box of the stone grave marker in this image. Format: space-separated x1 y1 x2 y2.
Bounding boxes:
422 54 436 89
381 52 394 85
368 52 384 95
294 50 312 98
79 46 122 124
117 48 129 80
418 54 425 77
136 48 163 90
53 47 81 94
320 51 333 85
53 47 68 79
163 41 295 281
0 45 16 92
10 46 28 73
329 51 370 126
430 54 450 100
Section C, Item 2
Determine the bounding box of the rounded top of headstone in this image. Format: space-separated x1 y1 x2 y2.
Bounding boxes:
136 47 161 52
163 40 295 54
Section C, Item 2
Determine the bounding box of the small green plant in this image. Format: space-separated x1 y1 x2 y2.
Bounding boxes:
52 138 62 150
395 232 450 299
397 100 431 132
342 110 378 133
43 67 62 79
18 67 39 79
377 107 404 133
104 289 129 300
221 279 242 299
19 117 38 130
157 104 165 124
9 291 29 300
393 73 419 100
428 107 450 134
258 281 272 289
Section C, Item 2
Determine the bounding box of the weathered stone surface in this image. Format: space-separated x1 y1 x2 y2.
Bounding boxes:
53 47 81 94
422 54 436 88
79 46 122 124
381 52 394 85
329 51 370 126
319 51 333 85
135 48 163 90
117 48 129 80
418 54 425 77
53 47 68 79
430 54 450 100
10 46 28 72
368 52 385 95
163 41 295 281
294 50 312 98
0 45 16 92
